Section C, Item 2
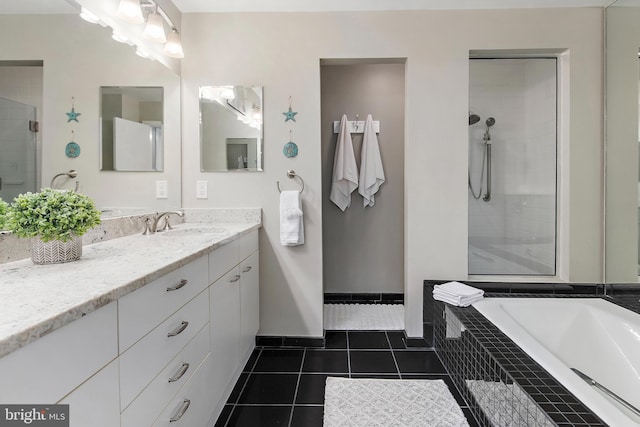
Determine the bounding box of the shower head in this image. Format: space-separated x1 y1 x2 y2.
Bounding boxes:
469 114 481 126
67 170 78 178
485 117 495 127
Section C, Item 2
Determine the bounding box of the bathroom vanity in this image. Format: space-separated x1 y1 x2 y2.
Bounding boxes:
0 211 260 426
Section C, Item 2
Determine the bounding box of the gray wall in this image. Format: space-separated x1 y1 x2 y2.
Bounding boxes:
321 63 405 294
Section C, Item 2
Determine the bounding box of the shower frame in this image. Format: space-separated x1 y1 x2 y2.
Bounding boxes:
468 51 567 279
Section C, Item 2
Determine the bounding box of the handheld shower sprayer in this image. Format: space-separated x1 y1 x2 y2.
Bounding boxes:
483 117 495 142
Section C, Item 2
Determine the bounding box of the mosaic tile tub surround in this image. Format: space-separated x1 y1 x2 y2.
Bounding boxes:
425 282 610 426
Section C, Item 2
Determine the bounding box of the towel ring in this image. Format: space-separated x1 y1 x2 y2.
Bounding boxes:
276 170 304 193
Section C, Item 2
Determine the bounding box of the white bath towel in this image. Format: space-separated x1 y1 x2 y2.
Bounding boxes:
330 115 358 211
358 114 385 207
280 190 304 246
433 281 484 307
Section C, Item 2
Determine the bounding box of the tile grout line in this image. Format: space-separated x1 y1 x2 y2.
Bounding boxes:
385 331 403 379
287 347 306 427
346 331 352 378
223 347 262 427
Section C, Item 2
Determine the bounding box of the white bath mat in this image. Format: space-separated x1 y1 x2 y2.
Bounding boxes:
324 304 404 330
324 377 470 427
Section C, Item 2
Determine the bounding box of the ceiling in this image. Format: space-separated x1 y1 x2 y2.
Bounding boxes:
171 0 618 13
0 0 621 14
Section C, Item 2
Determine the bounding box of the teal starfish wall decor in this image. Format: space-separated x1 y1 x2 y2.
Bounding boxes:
66 97 81 122
66 108 81 123
283 96 297 122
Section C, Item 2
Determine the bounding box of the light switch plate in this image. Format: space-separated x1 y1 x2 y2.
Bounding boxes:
196 181 208 199
155 180 168 199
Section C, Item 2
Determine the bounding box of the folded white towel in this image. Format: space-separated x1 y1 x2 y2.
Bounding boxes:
280 190 304 246
433 292 483 307
433 282 484 307
358 114 385 207
330 115 359 211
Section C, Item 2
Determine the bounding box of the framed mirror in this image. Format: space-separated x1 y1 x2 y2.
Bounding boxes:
199 85 263 172
100 86 164 172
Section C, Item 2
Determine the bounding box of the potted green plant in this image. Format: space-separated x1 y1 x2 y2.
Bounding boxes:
5 188 101 264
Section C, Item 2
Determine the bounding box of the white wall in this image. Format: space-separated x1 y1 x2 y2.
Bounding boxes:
0 15 182 210
181 8 604 338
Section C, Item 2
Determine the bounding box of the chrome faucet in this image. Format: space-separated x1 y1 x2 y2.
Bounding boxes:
150 211 184 233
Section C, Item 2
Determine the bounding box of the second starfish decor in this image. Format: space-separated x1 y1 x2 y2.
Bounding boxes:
283 96 298 122
283 130 298 158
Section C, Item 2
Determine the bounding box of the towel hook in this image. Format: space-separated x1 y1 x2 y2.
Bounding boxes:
276 170 304 193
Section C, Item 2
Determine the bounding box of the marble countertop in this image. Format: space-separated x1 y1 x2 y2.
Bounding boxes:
0 221 260 359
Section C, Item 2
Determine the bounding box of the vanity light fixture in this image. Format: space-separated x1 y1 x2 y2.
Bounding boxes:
79 7 101 24
142 8 167 43
111 30 132 45
136 47 153 59
220 86 236 100
117 0 145 24
163 28 184 59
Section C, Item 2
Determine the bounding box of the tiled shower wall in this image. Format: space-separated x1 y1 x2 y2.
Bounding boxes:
468 58 557 275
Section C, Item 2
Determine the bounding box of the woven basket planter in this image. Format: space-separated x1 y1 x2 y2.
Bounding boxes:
30 235 82 264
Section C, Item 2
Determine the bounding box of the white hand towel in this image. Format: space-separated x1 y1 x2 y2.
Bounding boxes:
330 115 358 211
358 114 385 207
433 292 483 307
280 190 304 246
433 281 484 307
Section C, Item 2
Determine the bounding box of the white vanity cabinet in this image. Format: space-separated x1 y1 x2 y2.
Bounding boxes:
0 302 119 424
239 250 260 357
119 255 211 427
0 225 260 427
209 230 260 416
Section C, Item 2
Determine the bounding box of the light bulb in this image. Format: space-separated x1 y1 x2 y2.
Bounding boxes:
79 7 100 24
163 28 184 59
117 0 144 24
143 12 167 43
111 31 130 44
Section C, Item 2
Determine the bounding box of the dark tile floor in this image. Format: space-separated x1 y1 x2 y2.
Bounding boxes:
214 331 480 427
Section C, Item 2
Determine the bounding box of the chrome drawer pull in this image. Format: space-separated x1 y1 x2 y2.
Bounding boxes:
167 279 188 292
167 321 189 337
242 266 252 273
229 274 241 283
169 399 191 423
168 363 190 383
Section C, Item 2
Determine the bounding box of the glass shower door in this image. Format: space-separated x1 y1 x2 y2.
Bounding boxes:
468 58 557 276
0 97 37 203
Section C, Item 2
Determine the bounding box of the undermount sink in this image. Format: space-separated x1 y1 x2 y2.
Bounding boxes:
154 225 228 237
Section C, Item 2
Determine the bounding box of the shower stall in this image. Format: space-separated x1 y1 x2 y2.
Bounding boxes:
468 58 557 276
0 97 37 202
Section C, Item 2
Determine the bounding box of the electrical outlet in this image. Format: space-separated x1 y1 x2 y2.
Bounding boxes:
196 181 208 199
156 180 168 199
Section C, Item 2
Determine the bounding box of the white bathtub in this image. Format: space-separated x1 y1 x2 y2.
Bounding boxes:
472 297 640 427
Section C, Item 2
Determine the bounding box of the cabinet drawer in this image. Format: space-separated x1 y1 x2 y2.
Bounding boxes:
121 325 209 427
119 290 209 408
238 229 258 261
152 354 214 427
0 302 117 404
119 256 208 352
59 359 120 427
209 239 238 284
